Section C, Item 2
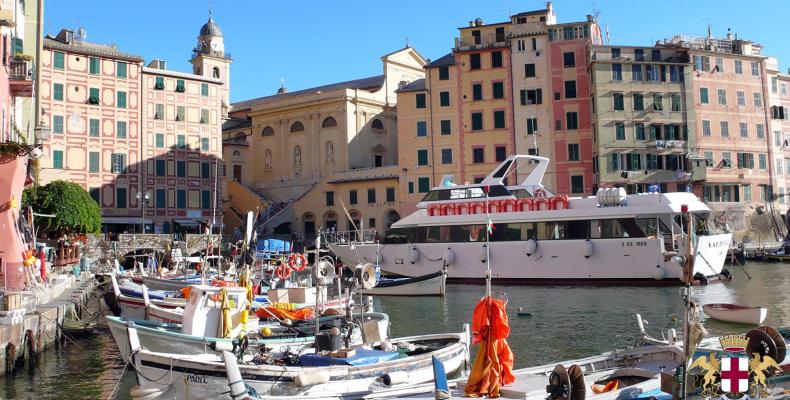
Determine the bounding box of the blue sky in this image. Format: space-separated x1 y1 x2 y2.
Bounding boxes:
46 1 788 103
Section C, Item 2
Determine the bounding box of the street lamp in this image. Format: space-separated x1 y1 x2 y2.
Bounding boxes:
136 191 150 234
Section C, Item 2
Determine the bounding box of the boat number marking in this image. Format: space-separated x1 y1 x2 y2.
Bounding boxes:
620 241 648 247
186 375 208 384
394 258 404 264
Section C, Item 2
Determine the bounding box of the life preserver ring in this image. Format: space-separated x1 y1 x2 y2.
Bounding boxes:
427 204 440 216
275 263 292 280
534 188 547 198
517 198 533 212
288 253 307 272
502 199 518 212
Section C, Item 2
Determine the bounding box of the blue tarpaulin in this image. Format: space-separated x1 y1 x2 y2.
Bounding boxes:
299 349 401 367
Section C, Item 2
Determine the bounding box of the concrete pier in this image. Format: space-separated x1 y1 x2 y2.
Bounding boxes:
0 273 98 375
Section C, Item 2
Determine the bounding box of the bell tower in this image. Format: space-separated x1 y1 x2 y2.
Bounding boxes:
191 12 232 107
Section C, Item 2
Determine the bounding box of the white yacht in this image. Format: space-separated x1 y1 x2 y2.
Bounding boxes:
327 155 732 285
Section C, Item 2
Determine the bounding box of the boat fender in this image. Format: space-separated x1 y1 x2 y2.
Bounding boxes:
667 328 677 343
693 272 708 285
130 386 170 400
525 238 537 257
409 246 420 264
583 239 593 259
479 244 488 263
209 341 235 352
653 265 666 280
382 370 410 386
443 248 455 266
294 370 331 387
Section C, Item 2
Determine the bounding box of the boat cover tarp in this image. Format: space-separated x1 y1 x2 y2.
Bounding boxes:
298 349 400 367
464 295 515 397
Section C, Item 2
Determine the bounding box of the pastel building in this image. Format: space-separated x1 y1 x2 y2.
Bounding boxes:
39 17 229 233
590 45 696 193
0 0 34 143
223 48 425 237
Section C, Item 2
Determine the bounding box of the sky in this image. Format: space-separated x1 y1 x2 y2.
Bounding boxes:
46 1 790 104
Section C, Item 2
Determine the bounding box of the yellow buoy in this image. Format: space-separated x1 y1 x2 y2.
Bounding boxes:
261 327 273 336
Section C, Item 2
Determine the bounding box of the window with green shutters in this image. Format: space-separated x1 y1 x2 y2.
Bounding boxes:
201 138 210 151
439 67 449 80
89 119 100 137
325 191 334 206
367 188 376 203
89 57 100 74
13 37 22 54
611 153 619 171
700 87 709 104
201 83 209 96
89 152 100 173
201 162 210 179
176 79 185 92
635 123 645 140
176 106 185 121
671 94 681 111
116 188 127 208
408 182 414 194
155 103 164 119
472 84 483 101
155 159 166 176
116 121 127 138
177 135 186 149
571 175 584 193
116 62 127 78
111 153 127 174
155 133 164 148
53 83 64 101
442 148 453 164
202 190 211 209
471 112 483 130
440 120 451 135
156 188 166 209
53 51 65 69
386 187 395 202
440 91 450 106
88 87 100 104
493 110 505 129
416 121 427 137
53 150 63 169
759 154 767 170
200 109 209 124
615 122 625 140
53 115 64 134
89 187 100 204
176 161 186 177
417 149 429 166
415 93 426 109
418 177 430 193
492 82 504 99
567 144 580 161
154 76 165 90
176 190 186 209
349 190 358 204
117 91 126 108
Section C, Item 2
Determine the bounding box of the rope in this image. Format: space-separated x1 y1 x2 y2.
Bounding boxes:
107 358 131 400
37 312 89 353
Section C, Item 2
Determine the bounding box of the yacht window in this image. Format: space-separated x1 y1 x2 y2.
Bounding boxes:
449 224 486 242
492 160 512 178
382 228 409 244
426 226 449 243
409 227 427 243
567 220 590 239
635 218 671 237
598 218 646 238
509 189 532 199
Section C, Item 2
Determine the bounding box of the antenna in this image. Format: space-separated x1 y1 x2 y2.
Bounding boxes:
405 35 410 48
591 2 601 22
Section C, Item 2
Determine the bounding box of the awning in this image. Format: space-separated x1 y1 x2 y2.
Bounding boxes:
102 217 153 225
173 219 201 226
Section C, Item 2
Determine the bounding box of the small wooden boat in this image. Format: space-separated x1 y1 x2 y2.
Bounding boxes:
359 270 446 296
703 303 767 325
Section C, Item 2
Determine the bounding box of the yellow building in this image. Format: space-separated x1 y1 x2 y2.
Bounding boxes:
223 47 425 239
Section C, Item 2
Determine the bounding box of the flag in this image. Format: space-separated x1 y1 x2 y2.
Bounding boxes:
487 217 495 235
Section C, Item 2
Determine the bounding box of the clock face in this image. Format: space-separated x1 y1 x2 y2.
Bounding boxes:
210 41 219 50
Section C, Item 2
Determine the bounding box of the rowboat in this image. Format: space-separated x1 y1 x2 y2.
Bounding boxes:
126 324 470 399
359 270 446 296
130 273 204 291
703 303 767 325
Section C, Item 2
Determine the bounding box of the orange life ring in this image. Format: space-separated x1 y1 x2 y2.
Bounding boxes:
288 253 307 272
428 204 440 216
550 195 570 210
502 199 518 212
534 188 547 198
517 198 533 212
440 203 456 216
455 202 469 215
534 197 549 211
275 263 291 280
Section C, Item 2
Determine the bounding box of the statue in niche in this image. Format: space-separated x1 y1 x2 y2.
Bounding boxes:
326 142 334 162
294 146 302 165
264 150 272 168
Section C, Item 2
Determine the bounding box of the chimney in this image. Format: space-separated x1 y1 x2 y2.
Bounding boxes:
726 28 734 40
586 14 593 22
469 21 474 27
546 1 553 11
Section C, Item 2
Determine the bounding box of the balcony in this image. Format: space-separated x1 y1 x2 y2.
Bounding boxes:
454 33 508 52
9 58 33 97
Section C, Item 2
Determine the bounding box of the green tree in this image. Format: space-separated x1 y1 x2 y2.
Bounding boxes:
23 180 101 234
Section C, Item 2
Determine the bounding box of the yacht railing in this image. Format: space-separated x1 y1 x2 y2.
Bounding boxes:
321 229 377 245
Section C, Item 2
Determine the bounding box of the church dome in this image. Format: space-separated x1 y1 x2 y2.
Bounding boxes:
200 15 222 37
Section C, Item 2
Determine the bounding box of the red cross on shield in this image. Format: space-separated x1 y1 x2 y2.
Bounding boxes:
720 356 749 394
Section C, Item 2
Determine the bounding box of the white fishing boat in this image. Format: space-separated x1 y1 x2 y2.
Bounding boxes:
126 323 469 400
131 273 204 291
327 155 731 285
359 270 446 296
110 274 187 320
702 303 768 325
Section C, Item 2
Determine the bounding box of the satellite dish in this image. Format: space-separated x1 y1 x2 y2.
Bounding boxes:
78 27 87 40
313 260 336 285
354 263 377 290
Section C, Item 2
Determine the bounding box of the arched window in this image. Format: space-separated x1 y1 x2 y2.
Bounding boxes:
232 150 241 157
261 126 274 137
264 149 272 168
293 145 302 165
322 117 337 128
371 118 384 130
213 67 220 79
290 121 304 133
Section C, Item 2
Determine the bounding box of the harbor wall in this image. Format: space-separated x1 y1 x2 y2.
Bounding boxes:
709 202 788 243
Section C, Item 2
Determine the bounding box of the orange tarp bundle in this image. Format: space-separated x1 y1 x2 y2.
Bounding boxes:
255 306 315 321
464 296 515 398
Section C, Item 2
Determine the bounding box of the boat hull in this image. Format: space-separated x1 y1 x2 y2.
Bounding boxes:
703 304 768 325
330 234 731 285
360 271 446 296
130 331 468 399
131 275 203 291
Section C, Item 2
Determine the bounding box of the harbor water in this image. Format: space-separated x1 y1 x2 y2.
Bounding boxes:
1 262 788 399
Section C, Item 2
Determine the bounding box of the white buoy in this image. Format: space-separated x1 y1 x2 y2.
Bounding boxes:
409 246 420 264
653 265 667 280
295 370 331 386
525 238 537 256
583 239 593 259
479 244 488 263
443 247 456 265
